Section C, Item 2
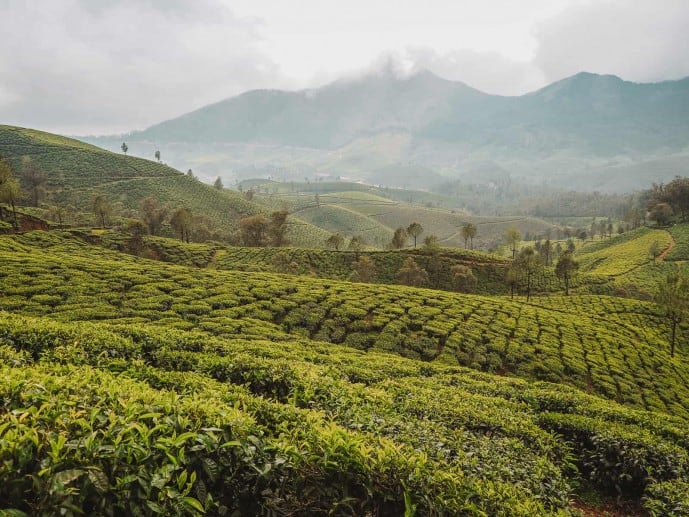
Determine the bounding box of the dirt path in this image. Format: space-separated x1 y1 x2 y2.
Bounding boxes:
658 231 676 262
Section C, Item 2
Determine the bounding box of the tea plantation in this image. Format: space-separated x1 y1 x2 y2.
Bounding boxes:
1 230 689 515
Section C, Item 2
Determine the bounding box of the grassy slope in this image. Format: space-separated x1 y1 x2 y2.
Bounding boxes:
1 231 686 416
1 230 689 514
244 180 558 250
574 226 687 299
0 125 329 245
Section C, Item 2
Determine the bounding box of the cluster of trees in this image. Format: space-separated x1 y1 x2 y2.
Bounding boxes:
238 210 289 247
646 177 689 225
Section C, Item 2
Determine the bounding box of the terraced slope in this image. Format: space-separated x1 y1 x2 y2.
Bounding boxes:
1 231 689 514
0 125 330 246
0 231 686 417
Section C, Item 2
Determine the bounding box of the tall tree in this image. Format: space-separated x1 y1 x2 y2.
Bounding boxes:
348 236 364 259
268 210 289 247
515 246 541 302
326 232 345 250
391 227 407 249
239 215 268 246
504 227 521 260
170 207 193 243
555 251 579 296
154 150 161 162
461 223 477 249
213 177 223 190
0 158 21 229
451 265 477 293
140 197 168 236
423 234 439 249
396 257 428 287
654 267 689 357
406 222 423 248
351 255 376 283
21 157 47 207
121 142 128 156
93 195 111 227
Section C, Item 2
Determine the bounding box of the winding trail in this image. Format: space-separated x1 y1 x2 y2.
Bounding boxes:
658 231 676 262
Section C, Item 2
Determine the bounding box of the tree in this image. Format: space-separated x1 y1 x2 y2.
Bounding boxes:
244 189 255 201
391 227 407 249
423 234 439 249
268 210 289 247
654 267 689 357
93 195 111 227
125 219 147 255
461 223 477 250
239 215 268 246
505 266 519 300
649 202 673 226
21 157 47 207
140 197 168 236
187 169 194 178
213 177 223 190
504 227 521 259
514 246 541 302
555 251 579 296
121 142 128 156
348 236 364 259
326 233 345 250
451 265 477 293
406 222 423 248
154 150 161 162
539 239 552 266
351 255 376 283
0 158 21 228
170 207 193 242
396 257 428 287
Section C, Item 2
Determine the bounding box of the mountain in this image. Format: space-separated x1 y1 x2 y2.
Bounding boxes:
84 70 689 192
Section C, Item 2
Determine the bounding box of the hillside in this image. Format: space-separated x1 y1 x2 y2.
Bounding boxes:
0 125 331 246
84 70 689 192
242 180 559 250
1 230 689 514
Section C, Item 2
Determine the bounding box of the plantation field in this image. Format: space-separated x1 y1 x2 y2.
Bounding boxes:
577 227 672 276
1 231 689 513
0 231 686 417
241 179 559 250
0 125 330 246
666 223 689 261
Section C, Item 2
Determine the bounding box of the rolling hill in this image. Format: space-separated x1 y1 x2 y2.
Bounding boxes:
1 230 688 514
0 125 331 246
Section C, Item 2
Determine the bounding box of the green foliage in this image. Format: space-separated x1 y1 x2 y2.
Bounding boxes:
1 230 689 513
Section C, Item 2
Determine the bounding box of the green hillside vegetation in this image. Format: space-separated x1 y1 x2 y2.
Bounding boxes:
1 230 689 514
0 125 330 246
242 179 559 250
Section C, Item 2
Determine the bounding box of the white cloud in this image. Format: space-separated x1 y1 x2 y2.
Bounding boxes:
533 0 689 83
0 0 287 134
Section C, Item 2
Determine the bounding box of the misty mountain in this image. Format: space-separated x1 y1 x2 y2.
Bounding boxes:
85 70 689 192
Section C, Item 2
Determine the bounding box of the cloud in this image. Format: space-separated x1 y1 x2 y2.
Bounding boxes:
0 0 287 134
533 0 689 83
403 48 546 95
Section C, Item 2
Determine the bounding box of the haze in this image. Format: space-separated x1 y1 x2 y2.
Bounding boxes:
1 0 688 135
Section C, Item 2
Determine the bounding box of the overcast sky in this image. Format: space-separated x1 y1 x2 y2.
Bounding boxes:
1 0 688 135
